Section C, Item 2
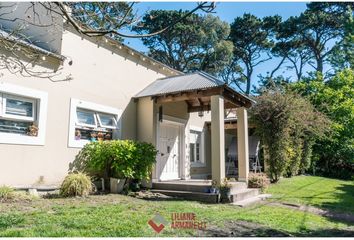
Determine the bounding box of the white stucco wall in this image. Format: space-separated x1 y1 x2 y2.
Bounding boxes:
0 28 171 186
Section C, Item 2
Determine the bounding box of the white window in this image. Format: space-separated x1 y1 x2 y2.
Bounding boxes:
0 82 48 145
189 127 205 167
69 98 121 148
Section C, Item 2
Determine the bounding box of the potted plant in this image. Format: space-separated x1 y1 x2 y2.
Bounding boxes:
219 178 232 203
210 180 218 194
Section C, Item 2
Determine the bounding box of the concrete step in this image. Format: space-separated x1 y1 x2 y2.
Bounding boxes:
232 194 272 207
152 181 247 193
152 182 211 193
150 189 219 203
230 188 260 202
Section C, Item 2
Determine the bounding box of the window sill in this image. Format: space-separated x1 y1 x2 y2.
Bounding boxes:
0 132 44 145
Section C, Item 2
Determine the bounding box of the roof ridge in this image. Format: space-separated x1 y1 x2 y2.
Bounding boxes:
197 71 225 85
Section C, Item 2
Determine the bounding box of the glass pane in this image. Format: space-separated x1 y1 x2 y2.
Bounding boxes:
0 119 31 134
190 143 195 162
196 143 200 162
98 113 116 127
5 98 33 117
76 109 96 126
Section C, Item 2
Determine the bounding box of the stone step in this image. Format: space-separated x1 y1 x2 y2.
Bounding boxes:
232 194 272 207
230 188 260 202
150 189 219 203
152 181 247 193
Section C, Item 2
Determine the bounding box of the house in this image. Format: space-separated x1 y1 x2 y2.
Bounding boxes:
0 3 253 193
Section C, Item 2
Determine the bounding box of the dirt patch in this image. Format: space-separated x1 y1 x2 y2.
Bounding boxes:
268 202 354 224
199 220 290 237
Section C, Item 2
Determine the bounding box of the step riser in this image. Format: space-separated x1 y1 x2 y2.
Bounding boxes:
151 190 218 203
231 189 260 202
152 182 248 193
152 183 210 193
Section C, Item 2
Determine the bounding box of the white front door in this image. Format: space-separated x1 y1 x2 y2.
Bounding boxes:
157 122 180 180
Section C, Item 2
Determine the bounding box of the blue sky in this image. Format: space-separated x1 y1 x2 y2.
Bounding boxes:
125 2 310 91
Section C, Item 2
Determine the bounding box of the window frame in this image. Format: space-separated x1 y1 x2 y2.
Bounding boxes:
75 108 98 128
1 93 37 122
0 82 48 145
189 126 205 168
97 112 118 129
68 98 122 148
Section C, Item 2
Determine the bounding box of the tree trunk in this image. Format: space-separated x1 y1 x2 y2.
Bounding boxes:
316 57 324 74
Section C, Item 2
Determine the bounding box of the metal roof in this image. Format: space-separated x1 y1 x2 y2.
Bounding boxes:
0 29 65 61
134 71 226 98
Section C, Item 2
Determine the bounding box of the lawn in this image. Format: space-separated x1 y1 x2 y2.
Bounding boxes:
0 176 353 237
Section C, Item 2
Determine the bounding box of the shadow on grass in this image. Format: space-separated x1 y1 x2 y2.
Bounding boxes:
199 220 290 237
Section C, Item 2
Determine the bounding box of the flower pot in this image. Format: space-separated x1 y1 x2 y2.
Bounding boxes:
110 178 126 193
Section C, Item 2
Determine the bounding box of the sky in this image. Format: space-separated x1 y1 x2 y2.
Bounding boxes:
124 2 309 91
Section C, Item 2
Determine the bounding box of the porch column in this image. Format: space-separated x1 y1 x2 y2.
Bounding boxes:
211 95 225 185
237 107 249 182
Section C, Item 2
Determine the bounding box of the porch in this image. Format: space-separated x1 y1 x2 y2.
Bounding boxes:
134 71 255 185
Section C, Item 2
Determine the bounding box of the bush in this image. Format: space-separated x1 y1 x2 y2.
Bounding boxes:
70 140 157 182
60 173 92 197
248 173 270 191
0 186 15 202
0 186 33 202
250 90 329 182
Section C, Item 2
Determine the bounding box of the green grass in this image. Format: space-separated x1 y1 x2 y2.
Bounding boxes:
0 176 353 237
266 175 354 213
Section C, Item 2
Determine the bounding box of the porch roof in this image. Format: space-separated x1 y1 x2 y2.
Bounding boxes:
134 71 255 111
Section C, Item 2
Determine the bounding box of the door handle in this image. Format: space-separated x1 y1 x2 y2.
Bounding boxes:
161 153 165 156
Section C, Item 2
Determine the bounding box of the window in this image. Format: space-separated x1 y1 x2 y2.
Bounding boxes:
76 108 97 128
0 82 48 145
189 128 205 167
69 98 121 148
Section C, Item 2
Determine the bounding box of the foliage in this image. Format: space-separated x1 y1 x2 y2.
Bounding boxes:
275 3 351 75
0 186 32 203
0 186 15 202
60 173 93 197
71 140 157 181
134 10 233 75
248 173 270 191
290 69 354 179
250 91 329 182
68 2 135 42
227 14 277 94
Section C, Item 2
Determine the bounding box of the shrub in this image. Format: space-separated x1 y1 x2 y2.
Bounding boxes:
0 186 15 202
0 186 33 202
60 173 92 197
250 90 329 182
70 140 157 182
248 173 270 191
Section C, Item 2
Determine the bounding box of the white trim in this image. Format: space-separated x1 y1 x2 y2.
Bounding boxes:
1 94 36 122
189 125 206 168
0 82 48 145
75 108 98 128
68 98 122 148
97 112 118 129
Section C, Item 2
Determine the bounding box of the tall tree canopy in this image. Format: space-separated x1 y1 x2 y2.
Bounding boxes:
133 10 233 75
276 2 352 75
227 14 277 94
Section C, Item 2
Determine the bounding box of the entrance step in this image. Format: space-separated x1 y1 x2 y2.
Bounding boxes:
152 181 247 193
230 188 260 202
232 194 272 207
150 189 219 203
